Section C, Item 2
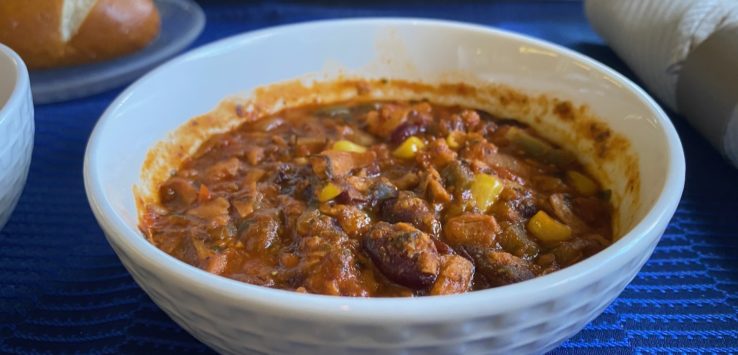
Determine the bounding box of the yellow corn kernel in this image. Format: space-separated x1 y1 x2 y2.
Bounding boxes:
446 131 463 149
566 170 598 196
393 136 425 159
470 173 504 212
318 182 342 202
332 140 367 153
527 210 572 242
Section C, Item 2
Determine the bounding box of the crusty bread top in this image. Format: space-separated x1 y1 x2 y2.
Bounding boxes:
0 0 160 70
61 0 98 42
61 0 160 66
0 0 67 69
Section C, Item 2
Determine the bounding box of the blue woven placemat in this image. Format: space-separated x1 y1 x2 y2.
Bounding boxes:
1 1 736 353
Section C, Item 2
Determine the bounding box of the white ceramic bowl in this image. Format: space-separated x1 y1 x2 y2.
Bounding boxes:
0 44 33 232
84 19 685 354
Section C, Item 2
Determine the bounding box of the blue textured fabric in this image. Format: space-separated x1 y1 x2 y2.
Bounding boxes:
1 1 737 353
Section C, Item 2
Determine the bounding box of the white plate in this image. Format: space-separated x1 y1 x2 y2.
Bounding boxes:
29 0 205 104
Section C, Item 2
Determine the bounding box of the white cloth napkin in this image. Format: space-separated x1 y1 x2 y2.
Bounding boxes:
586 0 738 167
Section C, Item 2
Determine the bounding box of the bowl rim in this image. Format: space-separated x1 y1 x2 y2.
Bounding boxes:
84 17 686 323
0 43 29 129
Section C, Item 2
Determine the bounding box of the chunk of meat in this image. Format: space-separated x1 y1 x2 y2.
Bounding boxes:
465 139 534 179
142 212 208 255
366 102 431 138
159 177 198 211
552 237 605 267
319 204 372 238
230 265 277 288
363 222 440 289
462 138 498 161
290 209 371 296
295 137 327 156
345 176 374 193
473 250 536 287
198 183 213 202
241 168 266 187
275 195 306 239
443 214 500 249
171 235 242 277
423 168 451 204
430 255 475 295
535 253 560 276
295 236 370 296
490 187 537 222
272 163 312 196
491 166 525 186
172 237 212 269
186 197 231 226
488 152 534 178
423 138 457 168
549 193 587 231
239 209 281 253
231 190 263 218
380 192 441 235
389 171 420 190
333 186 365 205
295 209 345 240
459 109 481 130
205 157 241 182
204 249 243 275
305 156 325 175
243 146 265 165
439 113 465 136
310 150 376 178
438 109 481 136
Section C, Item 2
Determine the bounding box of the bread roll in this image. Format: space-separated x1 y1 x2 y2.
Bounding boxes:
0 0 161 70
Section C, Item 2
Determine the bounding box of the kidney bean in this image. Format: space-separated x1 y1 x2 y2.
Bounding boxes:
430 255 475 295
380 191 441 235
363 222 440 289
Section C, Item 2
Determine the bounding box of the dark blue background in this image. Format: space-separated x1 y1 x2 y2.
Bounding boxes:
1 1 736 353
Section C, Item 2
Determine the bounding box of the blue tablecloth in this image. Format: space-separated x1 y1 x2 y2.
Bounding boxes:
2 1 737 353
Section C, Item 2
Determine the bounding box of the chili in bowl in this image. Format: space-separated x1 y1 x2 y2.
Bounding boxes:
139 88 615 297
84 19 685 354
